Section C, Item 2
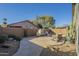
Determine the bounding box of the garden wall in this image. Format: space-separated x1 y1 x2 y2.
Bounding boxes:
0 27 24 37
0 27 38 37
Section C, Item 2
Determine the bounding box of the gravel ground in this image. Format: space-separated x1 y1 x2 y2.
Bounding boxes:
40 43 77 56
13 36 77 56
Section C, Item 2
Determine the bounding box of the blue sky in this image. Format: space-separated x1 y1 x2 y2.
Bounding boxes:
0 3 72 26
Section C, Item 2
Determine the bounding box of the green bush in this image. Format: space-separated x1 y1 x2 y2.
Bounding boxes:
8 34 16 39
0 35 8 43
15 36 22 41
8 34 22 41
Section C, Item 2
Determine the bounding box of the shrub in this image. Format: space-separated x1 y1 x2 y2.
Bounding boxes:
71 38 75 44
57 34 62 42
1 45 10 48
8 34 22 41
8 34 16 39
15 37 22 41
0 35 8 43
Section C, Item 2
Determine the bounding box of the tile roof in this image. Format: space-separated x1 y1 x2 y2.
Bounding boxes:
9 20 38 28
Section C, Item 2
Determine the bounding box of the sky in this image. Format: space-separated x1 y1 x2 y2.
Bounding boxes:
0 3 72 26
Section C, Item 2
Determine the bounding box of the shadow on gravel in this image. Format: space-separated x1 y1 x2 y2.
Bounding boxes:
40 46 77 56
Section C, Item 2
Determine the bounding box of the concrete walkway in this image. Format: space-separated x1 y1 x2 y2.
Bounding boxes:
13 37 43 56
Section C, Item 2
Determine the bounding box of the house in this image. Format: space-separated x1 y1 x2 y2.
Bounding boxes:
9 20 38 36
9 20 38 29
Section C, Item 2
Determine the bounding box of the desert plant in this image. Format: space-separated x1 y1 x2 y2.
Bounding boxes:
0 35 8 43
57 34 62 42
70 38 75 44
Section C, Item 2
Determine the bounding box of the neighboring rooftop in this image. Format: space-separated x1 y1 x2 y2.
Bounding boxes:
9 20 38 28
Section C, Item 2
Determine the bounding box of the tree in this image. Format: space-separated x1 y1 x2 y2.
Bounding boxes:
32 16 55 29
3 18 7 25
1 18 7 27
37 24 43 29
